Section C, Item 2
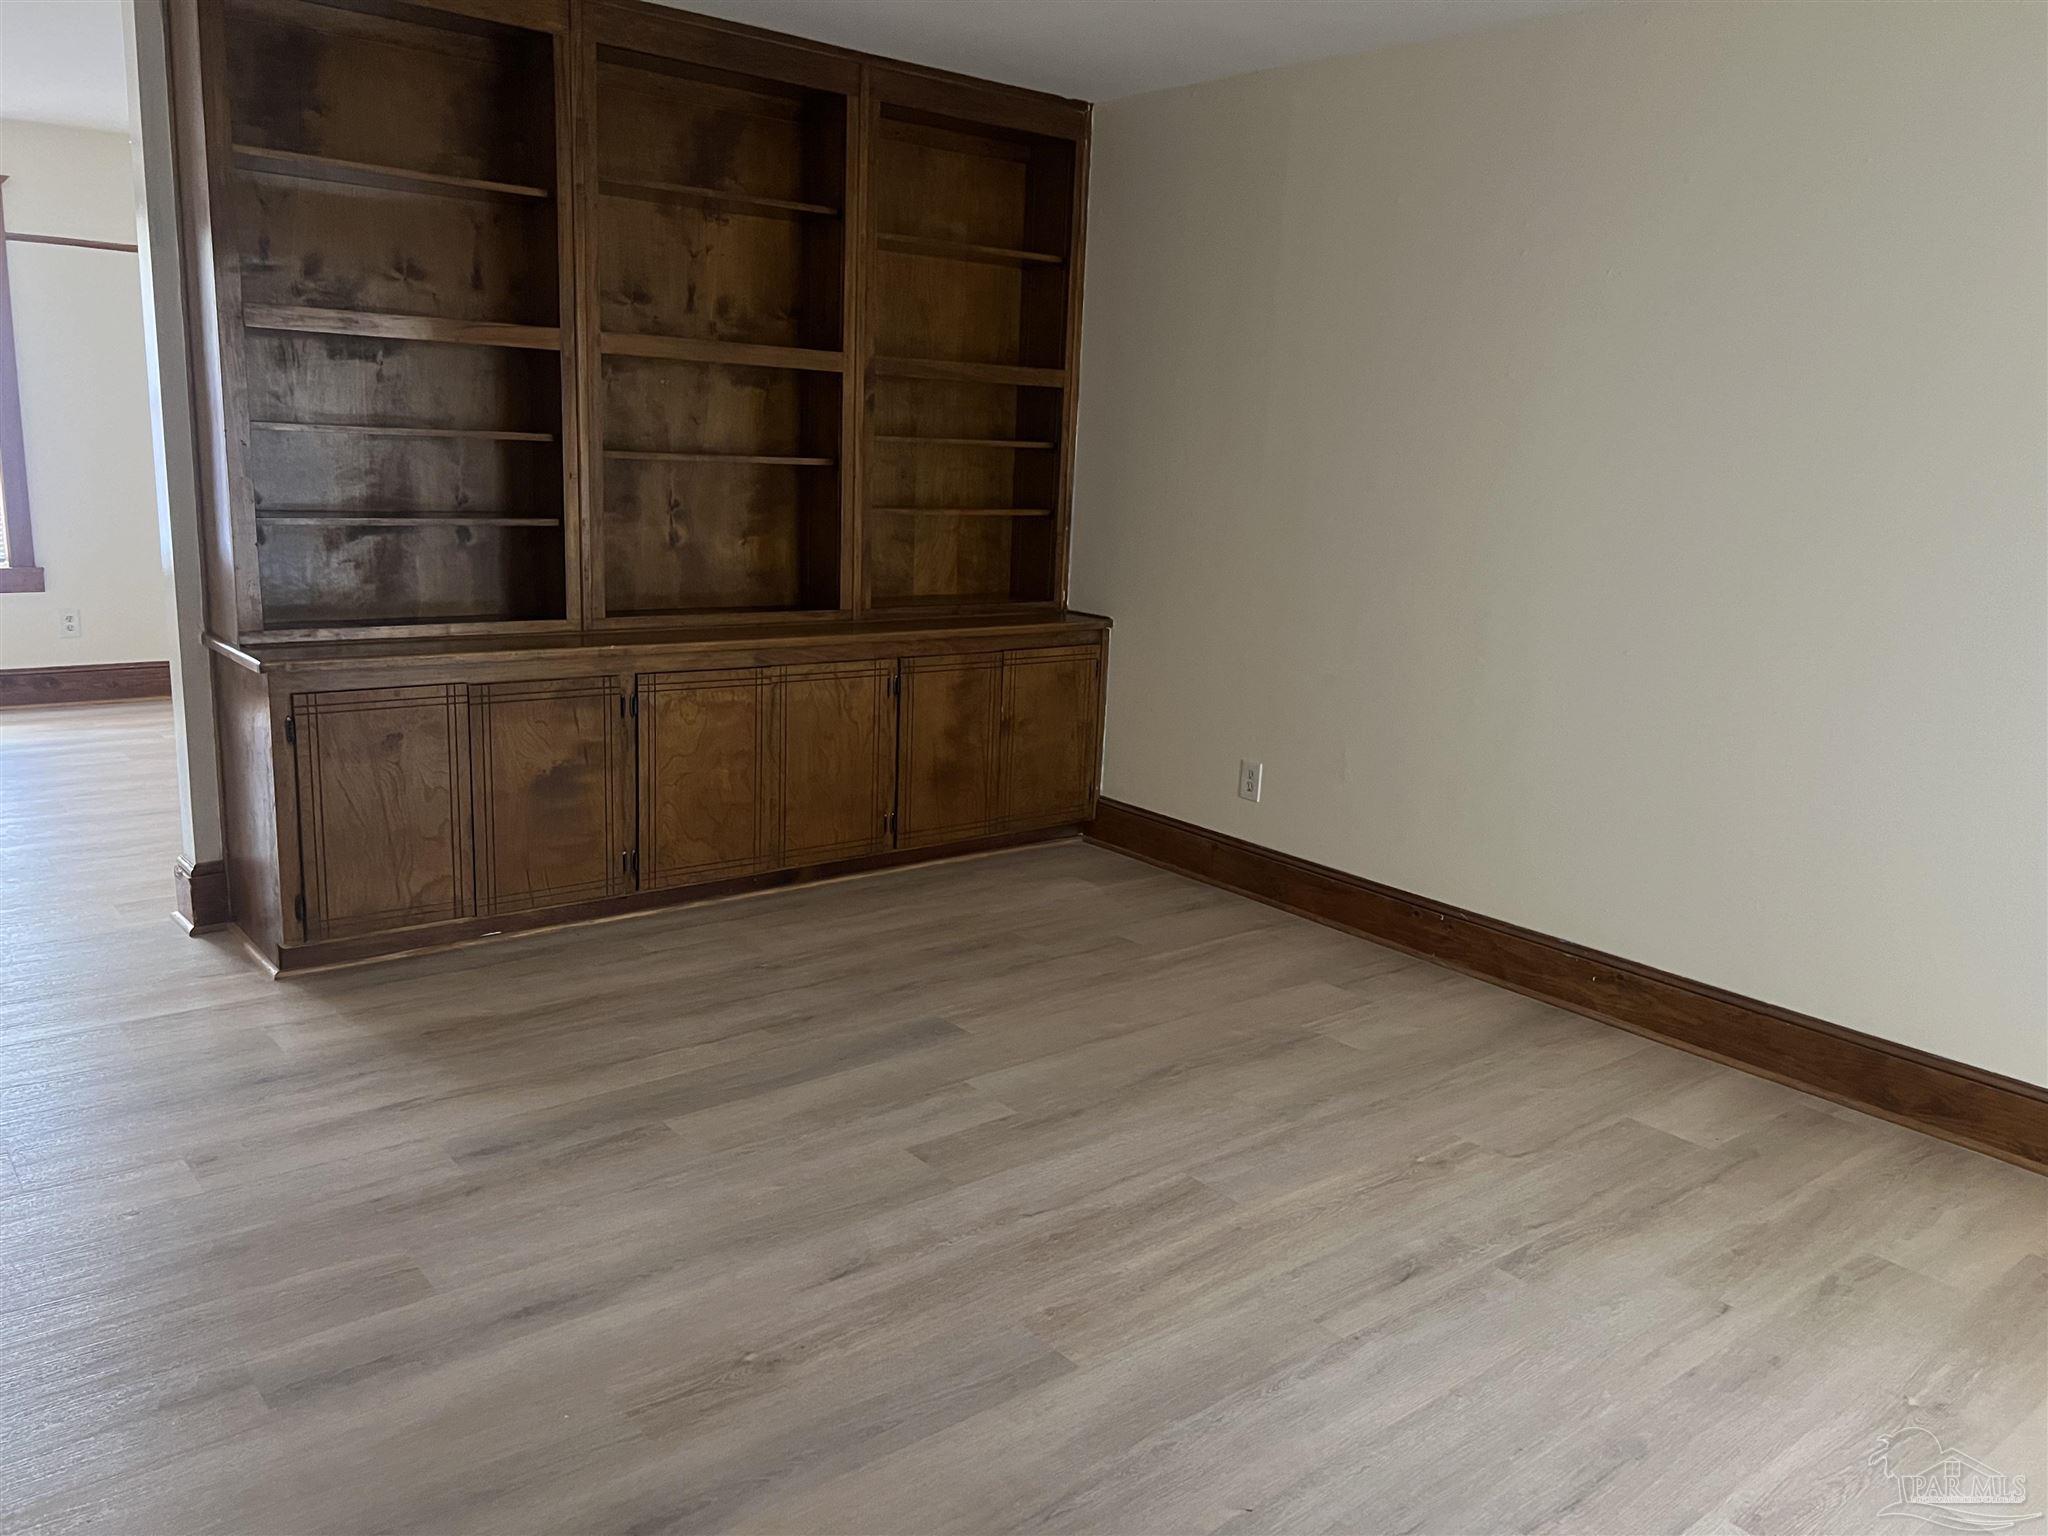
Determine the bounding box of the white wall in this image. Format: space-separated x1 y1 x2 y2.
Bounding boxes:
1071 1 2048 1085
0 117 167 668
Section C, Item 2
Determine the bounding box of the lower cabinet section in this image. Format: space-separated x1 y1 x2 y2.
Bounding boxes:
639 667 777 889
294 684 474 941
898 652 1003 848
776 661 898 865
470 677 634 916
264 627 1106 960
1000 647 1101 827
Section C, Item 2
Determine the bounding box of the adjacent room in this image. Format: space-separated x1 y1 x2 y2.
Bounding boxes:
1 0 2043 1532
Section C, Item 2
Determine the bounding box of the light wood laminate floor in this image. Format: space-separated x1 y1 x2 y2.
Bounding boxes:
2 701 2043 1535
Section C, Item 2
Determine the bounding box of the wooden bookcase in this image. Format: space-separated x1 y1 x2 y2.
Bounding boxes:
179 0 1109 970
180 0 1087 641
863 71 1083 613
191 0 581 639
578 8 857 623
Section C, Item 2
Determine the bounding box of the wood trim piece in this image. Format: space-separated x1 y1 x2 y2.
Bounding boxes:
173 857 233 931
0 662 173 707
5 231 141 254
1085 798 2048 1174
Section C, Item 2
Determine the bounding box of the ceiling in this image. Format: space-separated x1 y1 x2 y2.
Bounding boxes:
0 0 1600 141
0 0 130 133
672 0 1599 102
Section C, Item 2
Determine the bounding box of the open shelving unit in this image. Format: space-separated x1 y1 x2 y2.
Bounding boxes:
216 0 577 635
861 79 1084 613
184 0 1089 644
581 14 856 623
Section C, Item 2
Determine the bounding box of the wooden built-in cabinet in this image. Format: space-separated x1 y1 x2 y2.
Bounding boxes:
178 0 1108 968
217 618 1107 967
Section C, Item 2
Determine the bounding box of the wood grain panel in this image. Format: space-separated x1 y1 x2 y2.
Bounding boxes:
897 651 1001 847
777 660 895 862
292 683 474 939
470 676 631 913
638 665 775 887
999 646 1098 827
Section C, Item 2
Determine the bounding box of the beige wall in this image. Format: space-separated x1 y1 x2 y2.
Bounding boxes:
1070 1 2048 1084
0 118 166 669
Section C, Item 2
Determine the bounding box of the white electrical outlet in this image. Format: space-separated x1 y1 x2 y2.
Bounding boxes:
58 609 82 640
1238 759 1263 803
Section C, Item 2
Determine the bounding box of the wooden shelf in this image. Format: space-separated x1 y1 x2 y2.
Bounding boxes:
601 332 845 373
873 356 1065 389
878 232 1062 267
232 144 550 201
605 451 834 466
244 305 562 351
250 421 557 442
871 506 1052 519
874 435 1055 450
255 511 561 527
601 178 837 220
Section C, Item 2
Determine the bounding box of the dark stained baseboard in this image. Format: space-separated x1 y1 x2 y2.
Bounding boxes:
174 857 232 933
0 661 172 708
1085 798 2048 1174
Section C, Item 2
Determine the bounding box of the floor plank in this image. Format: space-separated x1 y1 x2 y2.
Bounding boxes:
1 701 2042 1534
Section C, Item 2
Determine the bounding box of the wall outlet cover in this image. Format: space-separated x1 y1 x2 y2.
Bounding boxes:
1239 759 1263 802
59 609 82 639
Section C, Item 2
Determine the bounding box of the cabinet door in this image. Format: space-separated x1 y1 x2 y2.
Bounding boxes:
470 677 633 915
639 667 775 889
777 661 896 864
999 646 1101 827
294 684 473 940
897 652 1003 848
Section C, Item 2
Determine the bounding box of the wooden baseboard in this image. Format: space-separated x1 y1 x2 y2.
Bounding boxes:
1086 798 2048 1174
0 661 171 708
173 857 232 933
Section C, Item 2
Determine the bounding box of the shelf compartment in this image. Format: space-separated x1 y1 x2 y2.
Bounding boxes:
225 0 557 201
872 506 1051 519
245 305 562 351
601 458 840 616
255 512 561 527
601 333 843 373
249 419 562 527
605 451 834 467
257 518 565 628
874 435 1054 450
877 232 1060 267
245 332 563 440
232 144 549 201
250 421 556 442
601 178 836 219
873 356 1064 388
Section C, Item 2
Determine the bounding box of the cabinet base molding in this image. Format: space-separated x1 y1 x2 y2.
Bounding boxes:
265 825 1078 974
1085 798 2048 1174
0 661 171 708
173 857 232 933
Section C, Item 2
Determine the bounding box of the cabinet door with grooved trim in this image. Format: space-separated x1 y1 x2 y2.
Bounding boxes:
999 646 1099 827
471 676 632 915
779 661 896 864
294 684 474 940
897 652 1002 848
639 667 776 889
